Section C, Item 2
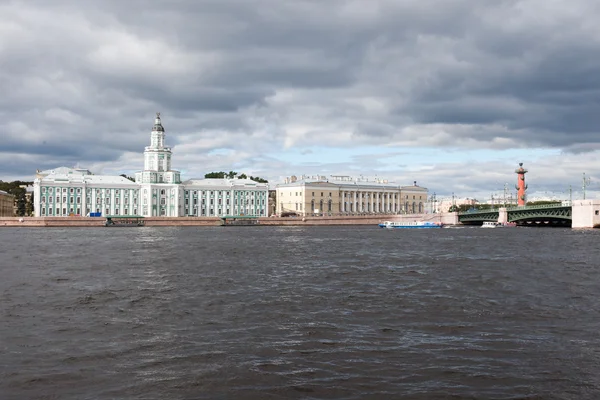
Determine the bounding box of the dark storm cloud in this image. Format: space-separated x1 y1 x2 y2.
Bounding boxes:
2 0 600 191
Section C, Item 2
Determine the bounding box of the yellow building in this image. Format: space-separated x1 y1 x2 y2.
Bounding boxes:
0 190 15 217
275 175 428 216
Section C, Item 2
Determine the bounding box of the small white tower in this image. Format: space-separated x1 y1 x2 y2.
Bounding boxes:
136 113 181 184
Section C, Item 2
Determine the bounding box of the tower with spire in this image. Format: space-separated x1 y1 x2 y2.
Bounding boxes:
135 113 181 185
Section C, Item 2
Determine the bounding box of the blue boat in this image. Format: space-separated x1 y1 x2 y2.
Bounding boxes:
378 220 443 229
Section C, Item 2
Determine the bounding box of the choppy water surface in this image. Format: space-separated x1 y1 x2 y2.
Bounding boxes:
2 226 600 399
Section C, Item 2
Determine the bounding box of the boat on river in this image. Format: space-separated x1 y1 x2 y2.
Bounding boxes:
105 215 145 227
481 221 517 228
378 221 443 229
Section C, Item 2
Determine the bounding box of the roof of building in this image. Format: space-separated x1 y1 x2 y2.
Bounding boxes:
0 190 13 196
276 177 427 191
37 166 93 176
182 178 269 188
40 174 136 185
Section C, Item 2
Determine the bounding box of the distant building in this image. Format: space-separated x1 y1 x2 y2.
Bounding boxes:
33 114 268 217
0 190 15 217
276 175 428 216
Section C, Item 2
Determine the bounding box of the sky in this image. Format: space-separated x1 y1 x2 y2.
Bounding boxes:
2 0 600 202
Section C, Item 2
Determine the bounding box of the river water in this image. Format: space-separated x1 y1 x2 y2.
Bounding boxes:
1 226 600 399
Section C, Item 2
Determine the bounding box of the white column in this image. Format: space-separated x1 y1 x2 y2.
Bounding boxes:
371 192 375 213
33 180 41 217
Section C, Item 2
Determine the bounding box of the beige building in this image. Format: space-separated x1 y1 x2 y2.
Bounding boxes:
276 175 428 216
0 190 15 217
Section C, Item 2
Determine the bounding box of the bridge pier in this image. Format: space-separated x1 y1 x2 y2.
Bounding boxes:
498 207 508 223
572 200 600 228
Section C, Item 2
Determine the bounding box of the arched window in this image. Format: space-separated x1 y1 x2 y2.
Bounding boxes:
311 200 315 212
319 199 323 212
328 200 332 212
412 202 416 213
419 202 423 213
160 189 165 195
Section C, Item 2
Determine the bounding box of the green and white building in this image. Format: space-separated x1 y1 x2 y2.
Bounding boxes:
33 114 268 217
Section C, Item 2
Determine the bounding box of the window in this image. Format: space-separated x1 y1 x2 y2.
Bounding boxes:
96 198 101 204
70 188 74 194
70 197 74 203
63 188 67 193
63 208 66 215
63 197 66 203
321 192 323 197
41 196 45 203
106 208 109 215
76 197 80 204
329 192 332 197
160 198 166 205
125 209 128 215
42 208 46 215
312 192 314 197
106 197 110 203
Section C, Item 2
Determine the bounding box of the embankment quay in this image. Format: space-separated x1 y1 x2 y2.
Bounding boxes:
3 201 600 227
2 214 453 228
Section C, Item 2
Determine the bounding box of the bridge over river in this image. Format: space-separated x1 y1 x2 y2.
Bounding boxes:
458 203 573 227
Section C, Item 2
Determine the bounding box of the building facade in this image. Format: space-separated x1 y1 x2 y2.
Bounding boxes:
0 190 15 217
33 114 268 217
276 175 428 216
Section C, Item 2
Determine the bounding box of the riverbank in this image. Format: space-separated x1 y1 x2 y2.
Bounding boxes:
0 213 457 227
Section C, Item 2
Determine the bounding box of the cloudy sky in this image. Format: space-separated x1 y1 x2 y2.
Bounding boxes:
2 0 600 201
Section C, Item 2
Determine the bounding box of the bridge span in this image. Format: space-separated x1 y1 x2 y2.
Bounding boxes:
459 204 572 227
457 201 600 228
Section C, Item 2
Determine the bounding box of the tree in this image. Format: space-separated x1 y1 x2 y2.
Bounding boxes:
0 180 34 216
249 176 268 183
120 174 135 182
203 171 268 183
205 171 227 179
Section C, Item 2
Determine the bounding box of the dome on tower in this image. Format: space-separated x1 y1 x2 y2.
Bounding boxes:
153 112 165 132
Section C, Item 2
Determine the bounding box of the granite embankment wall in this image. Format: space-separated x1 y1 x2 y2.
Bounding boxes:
0 217 220 227
0 213 458 227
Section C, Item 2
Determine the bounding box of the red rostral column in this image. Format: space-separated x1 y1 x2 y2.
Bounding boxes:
515 162 528 206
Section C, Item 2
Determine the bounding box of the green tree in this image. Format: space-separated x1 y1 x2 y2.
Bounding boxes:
120 174 135 182
203 171 268 183
204 171 227 178
249 176 268 183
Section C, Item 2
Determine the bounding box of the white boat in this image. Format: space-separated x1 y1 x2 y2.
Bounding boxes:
481 221 517 228
378 221 443 229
